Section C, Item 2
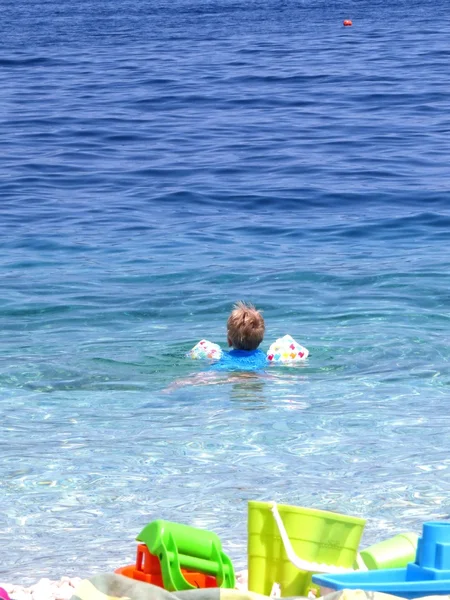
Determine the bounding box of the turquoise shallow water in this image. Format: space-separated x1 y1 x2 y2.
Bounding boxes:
2 0 450 585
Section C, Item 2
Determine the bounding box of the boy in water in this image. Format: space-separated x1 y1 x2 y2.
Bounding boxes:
211 301 268 371
165 301 308 392
165 302 267 392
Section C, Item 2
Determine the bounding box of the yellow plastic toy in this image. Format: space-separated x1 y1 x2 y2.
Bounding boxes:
247 501 366 597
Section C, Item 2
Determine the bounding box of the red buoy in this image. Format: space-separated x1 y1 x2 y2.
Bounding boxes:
343 19 353 26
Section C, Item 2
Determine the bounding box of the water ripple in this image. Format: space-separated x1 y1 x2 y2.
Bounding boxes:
1 0 450 584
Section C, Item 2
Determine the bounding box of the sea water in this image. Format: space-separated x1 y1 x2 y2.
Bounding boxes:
1 0 450 584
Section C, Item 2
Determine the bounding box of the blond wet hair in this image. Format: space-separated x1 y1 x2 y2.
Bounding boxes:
227 301 265 351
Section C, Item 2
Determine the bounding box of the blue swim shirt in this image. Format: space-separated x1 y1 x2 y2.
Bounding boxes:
210 349 268 372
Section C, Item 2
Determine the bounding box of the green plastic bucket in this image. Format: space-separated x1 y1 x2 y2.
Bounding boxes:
248 501 366 598
359 533 418 570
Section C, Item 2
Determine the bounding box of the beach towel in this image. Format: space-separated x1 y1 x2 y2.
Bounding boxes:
70 573 450 600
0 588 10 600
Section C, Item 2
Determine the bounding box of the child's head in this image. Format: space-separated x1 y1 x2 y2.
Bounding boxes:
227 301 265 351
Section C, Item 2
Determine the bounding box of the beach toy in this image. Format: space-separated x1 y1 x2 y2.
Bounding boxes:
313 521 450 599
117 520 235 592
115 543 217 589
343 19 353 26
247 501 365 597
267 335 309 364
0 588 10 600
188 340 222 360
360 532 419 570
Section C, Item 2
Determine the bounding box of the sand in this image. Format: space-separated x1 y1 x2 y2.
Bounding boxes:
0 578 87 600
0 571 249 600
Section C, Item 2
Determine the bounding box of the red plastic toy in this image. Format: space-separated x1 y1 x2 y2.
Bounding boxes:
115 543 218 589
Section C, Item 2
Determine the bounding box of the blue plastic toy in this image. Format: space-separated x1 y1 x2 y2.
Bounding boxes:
313 522 450 599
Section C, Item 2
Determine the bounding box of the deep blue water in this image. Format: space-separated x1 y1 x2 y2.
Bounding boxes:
1 0 450 585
